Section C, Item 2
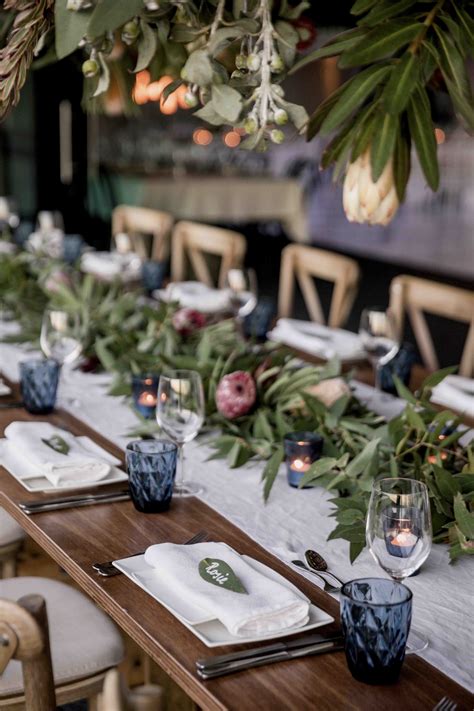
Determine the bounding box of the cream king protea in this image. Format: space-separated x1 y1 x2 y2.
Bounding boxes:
343 147 399 226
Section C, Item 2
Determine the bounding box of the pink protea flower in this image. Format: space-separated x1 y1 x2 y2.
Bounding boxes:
172 308 206 336
215 371 257 419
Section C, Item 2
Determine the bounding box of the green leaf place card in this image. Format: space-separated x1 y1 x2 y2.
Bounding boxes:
41 434 70 456
198 558 248 594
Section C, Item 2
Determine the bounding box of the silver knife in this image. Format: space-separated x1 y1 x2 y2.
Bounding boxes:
197 632 341 671
19 489 130 514
196 637 344 679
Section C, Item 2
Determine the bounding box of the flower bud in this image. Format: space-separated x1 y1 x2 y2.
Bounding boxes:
272 84 285 97
270 54 284 72
270 129 285 144
343 148 399 226
274 108 288 126
122 19 140 45
244 117 258 135
235 54 247 70
82 58 99 78
246 53 261 72
184 91 198 108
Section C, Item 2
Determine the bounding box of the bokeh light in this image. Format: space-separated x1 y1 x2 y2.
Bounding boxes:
435 127 446 145
223 131 241 148
193 128 213 146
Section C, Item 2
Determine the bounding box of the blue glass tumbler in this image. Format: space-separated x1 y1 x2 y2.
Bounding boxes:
20 359 60 414
126 440 178 513
340 578 412 685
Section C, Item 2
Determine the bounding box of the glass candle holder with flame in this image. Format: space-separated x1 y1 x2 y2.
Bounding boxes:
132 374 159 419
283 432 323 488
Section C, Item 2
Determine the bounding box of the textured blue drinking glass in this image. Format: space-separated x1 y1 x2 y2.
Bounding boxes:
20 359 60 414
142 260 167 293
132 374 159 419
126 440 178 513
63 234 84 264
341 578 412 685
283 431 323 488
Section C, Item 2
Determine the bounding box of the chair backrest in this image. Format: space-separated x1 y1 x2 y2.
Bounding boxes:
0 594 56 711
171 221 247 289
111 205 174 261
389 275 474 377
278 244 360 328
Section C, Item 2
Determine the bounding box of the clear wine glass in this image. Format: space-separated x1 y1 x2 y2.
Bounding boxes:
366 477 432 653
40 309 83 407
359 307 399 390
224 268 258 321
156 369 205 497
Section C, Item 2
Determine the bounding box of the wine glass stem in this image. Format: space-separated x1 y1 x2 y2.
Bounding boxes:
178 443 185 490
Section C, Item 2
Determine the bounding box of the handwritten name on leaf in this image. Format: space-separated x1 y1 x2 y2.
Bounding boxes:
198 558 248 594
41 435 70 455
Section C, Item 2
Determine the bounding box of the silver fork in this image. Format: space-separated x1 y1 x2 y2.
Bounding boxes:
92 530 209 577
433 696 458 711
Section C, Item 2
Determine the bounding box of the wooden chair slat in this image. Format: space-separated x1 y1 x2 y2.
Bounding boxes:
111 206 174 261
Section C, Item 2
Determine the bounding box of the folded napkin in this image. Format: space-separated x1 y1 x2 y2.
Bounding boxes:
4 422 113 487
0 241 16 255
157 281 230 314
0 379 11 396
81 252 141 280
431 375 474 419
27 229 64 258
268 318 365 362
144 541 310 637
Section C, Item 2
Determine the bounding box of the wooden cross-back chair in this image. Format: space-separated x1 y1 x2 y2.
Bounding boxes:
278 244 360 328
111 205 174 261
0 577 126 711
0 509 25 579
171 221 247 289
389 275 474 377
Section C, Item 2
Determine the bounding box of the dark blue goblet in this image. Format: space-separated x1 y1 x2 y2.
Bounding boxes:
340 578 412 685
142 260 167 293
126 440 178 513
20 359 60 414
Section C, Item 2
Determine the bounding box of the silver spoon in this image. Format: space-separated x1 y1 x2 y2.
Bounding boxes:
305 550 345 588
291 560 340 593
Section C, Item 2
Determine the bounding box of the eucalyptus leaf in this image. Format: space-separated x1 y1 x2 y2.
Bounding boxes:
212 85 243 123
407 87 439 191
55 0 91 59
88 0 143 36
339 21 421 68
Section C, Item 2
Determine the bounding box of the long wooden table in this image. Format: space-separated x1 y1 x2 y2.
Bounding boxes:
1 389 473 710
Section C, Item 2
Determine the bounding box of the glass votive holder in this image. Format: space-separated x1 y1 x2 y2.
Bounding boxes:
341 578 412 685
20 359 60 414
283 431 324 488
132 374 159 419
142 260 167 293
126 439 178 513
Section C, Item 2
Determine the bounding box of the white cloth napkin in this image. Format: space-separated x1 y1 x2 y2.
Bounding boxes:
81 252 141 280
4 422 114 487
27 229 64 258
431 375 474 418
144 541 310 637
0 379 11 396
0 241 16 255
156 281 230 314
268 318 365 361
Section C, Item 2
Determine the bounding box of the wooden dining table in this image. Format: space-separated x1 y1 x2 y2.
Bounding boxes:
0 377 473 711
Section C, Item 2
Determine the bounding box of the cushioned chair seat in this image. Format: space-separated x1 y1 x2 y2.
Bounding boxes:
0 577 125 697
0 508 24 547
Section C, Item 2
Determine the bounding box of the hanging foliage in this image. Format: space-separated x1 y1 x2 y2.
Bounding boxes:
0 0 472 224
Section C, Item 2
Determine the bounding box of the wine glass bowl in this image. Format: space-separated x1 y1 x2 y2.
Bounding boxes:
359 307 399 389
225 268 258 320
40 309 82 365
157 369 205 497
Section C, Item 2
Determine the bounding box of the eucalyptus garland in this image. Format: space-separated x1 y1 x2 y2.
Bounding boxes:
0 1 473 224
1 249 473 562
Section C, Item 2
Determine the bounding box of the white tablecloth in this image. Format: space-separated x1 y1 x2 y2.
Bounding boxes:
1 338 472 692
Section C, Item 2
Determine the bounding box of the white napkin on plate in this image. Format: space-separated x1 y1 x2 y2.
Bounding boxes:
81 252 141 280
431 375 474 418
4 422 113 487
156 281 230 314
268 318 365 361
144 541 310 637
0 379 11 396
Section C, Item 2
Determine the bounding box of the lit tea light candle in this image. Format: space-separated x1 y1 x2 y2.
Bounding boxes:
283 431 323 489
132 374 159 419
383 509 420 559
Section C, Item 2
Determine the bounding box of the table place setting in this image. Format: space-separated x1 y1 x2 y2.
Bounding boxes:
155 280 231 314
267 318 366 362
0 421 127 492
112 539 334 649
81 250 142 282
431 375 474 419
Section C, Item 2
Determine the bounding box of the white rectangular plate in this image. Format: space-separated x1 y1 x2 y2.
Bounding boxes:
113 552 334 647
0 437 127 493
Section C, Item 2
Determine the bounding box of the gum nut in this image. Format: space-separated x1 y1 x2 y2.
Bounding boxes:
247 53 261 71
270 55 284 72
82 58 99 78
235 54 247 70
270 129 285 144
272 84 285 97
244 118 258 135
274 108 288 125
184 91 198 107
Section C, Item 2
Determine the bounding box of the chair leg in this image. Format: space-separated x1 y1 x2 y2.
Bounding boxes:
1 556 17 579
88 695 100 711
